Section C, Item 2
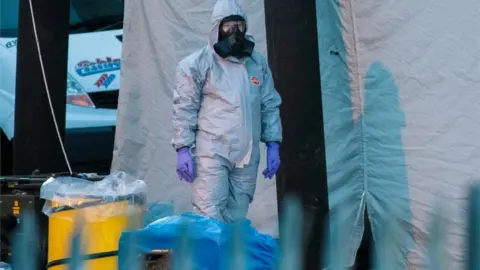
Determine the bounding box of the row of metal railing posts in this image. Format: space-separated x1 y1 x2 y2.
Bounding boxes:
8 184 480 269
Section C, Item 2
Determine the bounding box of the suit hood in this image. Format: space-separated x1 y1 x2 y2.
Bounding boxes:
209 0 249 48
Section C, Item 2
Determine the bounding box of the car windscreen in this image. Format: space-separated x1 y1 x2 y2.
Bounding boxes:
0 0 124 38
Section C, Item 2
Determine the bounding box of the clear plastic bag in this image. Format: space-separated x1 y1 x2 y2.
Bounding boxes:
40 171 147 220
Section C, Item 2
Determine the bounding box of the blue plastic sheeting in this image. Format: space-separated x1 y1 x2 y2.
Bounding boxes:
117 213 279 270
142 202 175 226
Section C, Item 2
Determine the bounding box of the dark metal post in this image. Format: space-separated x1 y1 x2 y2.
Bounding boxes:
263 0 329 269
14 0 70 175
0 132 13 175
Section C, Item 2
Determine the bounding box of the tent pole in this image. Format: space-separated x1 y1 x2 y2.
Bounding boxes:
263 0 330 268
14 0 70 175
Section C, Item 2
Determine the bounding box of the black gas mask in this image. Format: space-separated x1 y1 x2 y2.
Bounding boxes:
213 16 255 58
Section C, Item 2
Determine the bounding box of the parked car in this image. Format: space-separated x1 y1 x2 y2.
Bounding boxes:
0 0 124 174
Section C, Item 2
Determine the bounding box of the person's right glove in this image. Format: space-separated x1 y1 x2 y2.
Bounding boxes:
262 142 280 179
176 147 195 182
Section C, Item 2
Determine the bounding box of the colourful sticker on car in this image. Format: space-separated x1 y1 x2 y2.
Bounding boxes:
75 57 120 77
95 73 116 88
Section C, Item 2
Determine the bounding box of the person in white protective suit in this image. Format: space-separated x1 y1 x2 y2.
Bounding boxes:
172 0 283 223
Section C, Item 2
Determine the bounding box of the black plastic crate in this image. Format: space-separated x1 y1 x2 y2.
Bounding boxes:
0 189 48 268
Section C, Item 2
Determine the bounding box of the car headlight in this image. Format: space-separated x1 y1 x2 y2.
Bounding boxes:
66 73 95 108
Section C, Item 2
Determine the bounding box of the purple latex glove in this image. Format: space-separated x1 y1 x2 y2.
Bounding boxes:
176 147 195 182
262 142 280 179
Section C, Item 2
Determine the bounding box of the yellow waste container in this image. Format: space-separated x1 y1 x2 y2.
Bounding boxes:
45 194 145 270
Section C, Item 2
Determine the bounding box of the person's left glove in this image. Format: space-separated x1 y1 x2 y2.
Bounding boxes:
262 142 280 179
176 147 195 182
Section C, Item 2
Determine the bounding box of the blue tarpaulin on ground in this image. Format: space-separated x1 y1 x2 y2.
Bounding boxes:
118 213 279 270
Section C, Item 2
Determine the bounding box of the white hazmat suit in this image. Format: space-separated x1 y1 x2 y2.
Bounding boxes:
172 0 282 223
